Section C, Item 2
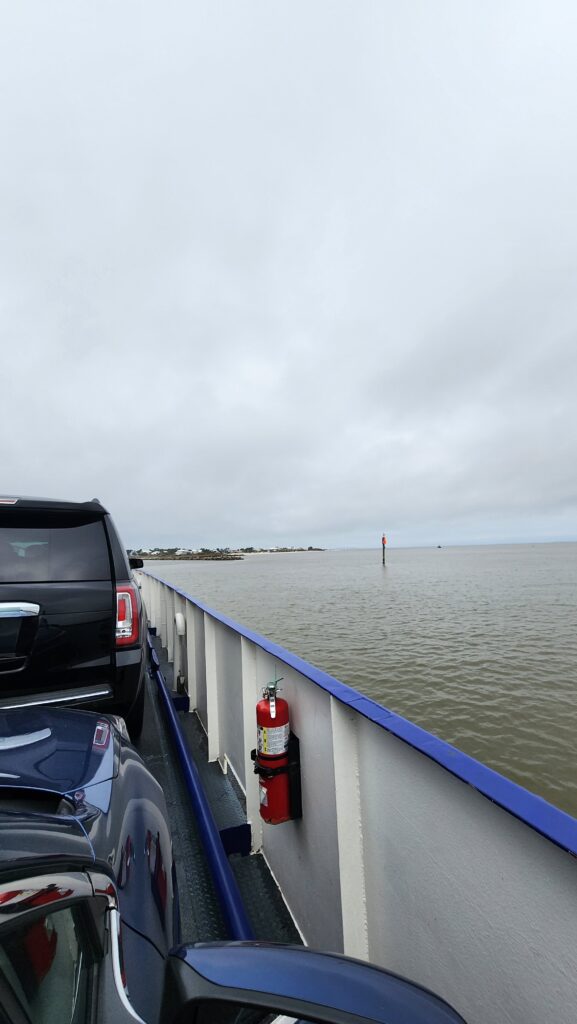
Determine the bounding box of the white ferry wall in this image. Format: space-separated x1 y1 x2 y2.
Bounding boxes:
139 571 577 1024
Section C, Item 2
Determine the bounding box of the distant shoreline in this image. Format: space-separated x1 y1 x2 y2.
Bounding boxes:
136 547 325 562
141 553 242 561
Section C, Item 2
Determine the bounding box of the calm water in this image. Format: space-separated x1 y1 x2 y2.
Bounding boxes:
147 545 577 817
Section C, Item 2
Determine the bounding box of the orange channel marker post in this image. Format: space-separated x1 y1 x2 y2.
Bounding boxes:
382 533 387 565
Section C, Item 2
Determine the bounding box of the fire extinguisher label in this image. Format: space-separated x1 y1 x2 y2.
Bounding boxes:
259 784 268 806
258 723 289 755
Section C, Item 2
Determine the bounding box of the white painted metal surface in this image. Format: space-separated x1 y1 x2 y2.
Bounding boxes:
138 571 577 1024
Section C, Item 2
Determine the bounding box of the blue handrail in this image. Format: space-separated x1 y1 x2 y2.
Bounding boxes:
148 635 254 941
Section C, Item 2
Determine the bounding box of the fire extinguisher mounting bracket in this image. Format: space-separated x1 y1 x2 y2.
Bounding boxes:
251 755 287 780
251 732 302 822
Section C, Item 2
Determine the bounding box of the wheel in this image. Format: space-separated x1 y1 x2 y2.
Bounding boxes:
125 681 145 741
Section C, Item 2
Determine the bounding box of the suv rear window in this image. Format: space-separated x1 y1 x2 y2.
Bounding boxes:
0 513 111 583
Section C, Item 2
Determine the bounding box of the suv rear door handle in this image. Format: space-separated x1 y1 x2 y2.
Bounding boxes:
0 603 40 618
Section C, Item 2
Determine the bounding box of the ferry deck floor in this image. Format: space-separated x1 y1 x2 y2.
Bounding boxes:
136 634 301 945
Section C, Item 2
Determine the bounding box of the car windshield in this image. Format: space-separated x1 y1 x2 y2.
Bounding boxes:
0 904 95 1023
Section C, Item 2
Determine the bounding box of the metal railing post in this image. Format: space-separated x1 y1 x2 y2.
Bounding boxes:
241 637 263 852
204 614 221 763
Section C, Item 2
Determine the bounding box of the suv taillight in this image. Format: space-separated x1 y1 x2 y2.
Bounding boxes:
116 585 139 646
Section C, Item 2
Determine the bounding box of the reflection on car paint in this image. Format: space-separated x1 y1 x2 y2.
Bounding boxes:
0 884 73 913
118 835 135 889
146 829 168 923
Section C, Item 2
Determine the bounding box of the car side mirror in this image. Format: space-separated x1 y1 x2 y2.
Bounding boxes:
161 944 467 1024
129 557 144 569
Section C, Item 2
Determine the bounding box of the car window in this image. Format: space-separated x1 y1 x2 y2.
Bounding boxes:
194 1003 312 1024
0 514 110 583
0 905 95 1024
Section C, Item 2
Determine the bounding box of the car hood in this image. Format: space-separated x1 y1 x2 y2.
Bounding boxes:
0 708 118 794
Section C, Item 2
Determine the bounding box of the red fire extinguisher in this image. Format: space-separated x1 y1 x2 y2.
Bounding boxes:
255 680 291 824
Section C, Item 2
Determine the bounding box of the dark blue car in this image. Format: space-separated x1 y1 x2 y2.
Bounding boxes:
0 708 466 1024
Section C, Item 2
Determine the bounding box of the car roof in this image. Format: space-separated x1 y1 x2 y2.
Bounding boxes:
0 812 95 877
0 496 108 513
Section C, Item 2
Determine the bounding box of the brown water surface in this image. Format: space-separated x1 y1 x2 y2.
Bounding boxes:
147 544 577 817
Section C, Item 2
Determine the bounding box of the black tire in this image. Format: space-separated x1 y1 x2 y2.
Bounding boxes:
125 681 145 741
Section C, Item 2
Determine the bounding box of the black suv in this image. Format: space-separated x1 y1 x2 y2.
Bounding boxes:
0 496 145 737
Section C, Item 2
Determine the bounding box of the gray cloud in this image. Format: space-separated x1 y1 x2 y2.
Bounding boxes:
1 1 576 548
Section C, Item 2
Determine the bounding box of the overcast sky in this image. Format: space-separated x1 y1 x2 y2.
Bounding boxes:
1 2 576 549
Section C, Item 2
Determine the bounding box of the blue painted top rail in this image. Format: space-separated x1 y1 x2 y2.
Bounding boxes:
143 570 577 857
